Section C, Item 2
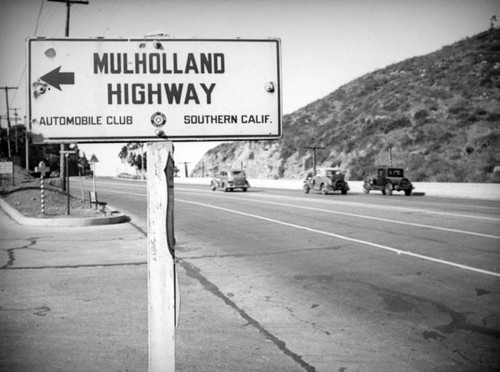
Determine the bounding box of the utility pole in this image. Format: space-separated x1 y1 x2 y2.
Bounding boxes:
304 145 325 175
24 116 29 170
47 0 89 191
179 162 190 178
48 0 89 37
0 116 7 157
1 86 17 159
9 108 21 154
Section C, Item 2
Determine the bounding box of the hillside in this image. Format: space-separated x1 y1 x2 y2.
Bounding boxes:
191 28 500 182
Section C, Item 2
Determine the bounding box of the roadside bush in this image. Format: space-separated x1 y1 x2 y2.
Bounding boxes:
414 109 429 122
348 155 376 180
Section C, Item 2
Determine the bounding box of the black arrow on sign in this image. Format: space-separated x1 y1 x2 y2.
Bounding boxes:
39 66 75 91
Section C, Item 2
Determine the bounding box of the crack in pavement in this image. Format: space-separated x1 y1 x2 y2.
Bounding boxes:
2 262 147 270
182 244 344 260
179 259 317 372
0 305 51 316
0 238 40 269
1 236 146 270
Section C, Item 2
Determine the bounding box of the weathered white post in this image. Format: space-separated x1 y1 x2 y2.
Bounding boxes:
147 141 177 372
89 154 99 192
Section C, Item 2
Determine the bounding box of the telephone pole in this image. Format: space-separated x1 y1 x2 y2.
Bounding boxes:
179 162 190 178
1 86 18 159
48 0 89 37
304 145 325 175
47 0 89 191
9 108 22 154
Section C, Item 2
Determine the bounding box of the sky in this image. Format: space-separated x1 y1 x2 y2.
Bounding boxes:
1 0 499 176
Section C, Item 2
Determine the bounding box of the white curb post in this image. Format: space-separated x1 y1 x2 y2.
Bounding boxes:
34 161 50 215
147 141 176 371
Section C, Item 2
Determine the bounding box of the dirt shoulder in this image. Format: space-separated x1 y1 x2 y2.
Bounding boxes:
2 185 105 219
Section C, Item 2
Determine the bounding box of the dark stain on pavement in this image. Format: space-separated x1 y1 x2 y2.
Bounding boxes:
293 273 500 340
379 292 415 313
423 330 446 340
476 288 490 296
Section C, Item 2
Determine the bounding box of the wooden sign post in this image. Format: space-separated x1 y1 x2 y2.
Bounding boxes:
147 141 177 371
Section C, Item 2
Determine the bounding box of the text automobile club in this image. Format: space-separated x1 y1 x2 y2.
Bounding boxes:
38 51 271 127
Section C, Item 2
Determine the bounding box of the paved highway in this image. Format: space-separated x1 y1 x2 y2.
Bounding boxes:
77 177 500 371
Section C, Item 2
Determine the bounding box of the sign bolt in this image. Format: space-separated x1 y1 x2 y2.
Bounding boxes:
265 81 275 93
155 129 167 138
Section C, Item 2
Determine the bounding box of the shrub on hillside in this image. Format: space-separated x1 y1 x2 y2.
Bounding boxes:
413 109 429 122
486 112 500 122
384 116 412 133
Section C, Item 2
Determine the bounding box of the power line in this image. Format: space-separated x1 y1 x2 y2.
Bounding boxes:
34 0 45 35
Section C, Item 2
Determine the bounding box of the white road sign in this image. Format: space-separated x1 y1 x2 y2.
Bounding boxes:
27 38 282 143
0 161 13 174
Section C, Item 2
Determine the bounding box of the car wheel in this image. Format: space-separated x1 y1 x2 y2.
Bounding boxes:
242 188 247 192
384 183 393 196
405 189 412 196
363 184 370 194
341 189 347 195
303 184 310 194
320 184 328 195
210 182 217 191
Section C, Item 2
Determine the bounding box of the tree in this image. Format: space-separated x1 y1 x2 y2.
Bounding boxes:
491 15 497 29
118 142 147 174
78 151 91 176
0 124 89 180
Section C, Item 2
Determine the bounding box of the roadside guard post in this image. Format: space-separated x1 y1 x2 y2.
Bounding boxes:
34 161 50 214
28 37 282 371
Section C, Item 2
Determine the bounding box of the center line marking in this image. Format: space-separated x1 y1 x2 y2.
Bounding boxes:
178 199 500 278
236 198 500 240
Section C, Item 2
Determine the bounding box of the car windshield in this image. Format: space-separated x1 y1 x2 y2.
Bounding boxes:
325 170 340 177
231 170 245 176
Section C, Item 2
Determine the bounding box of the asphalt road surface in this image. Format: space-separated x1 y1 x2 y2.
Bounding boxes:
77 177 500 371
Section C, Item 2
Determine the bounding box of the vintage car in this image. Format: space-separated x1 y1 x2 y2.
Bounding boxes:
363 167 414 196
211 169 250 192
303 167 349 195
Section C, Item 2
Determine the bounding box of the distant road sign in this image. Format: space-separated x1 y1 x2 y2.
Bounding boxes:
0 161 13 174
28 38 282 143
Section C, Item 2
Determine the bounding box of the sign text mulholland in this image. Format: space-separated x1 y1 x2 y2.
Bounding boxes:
27 38 282 143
